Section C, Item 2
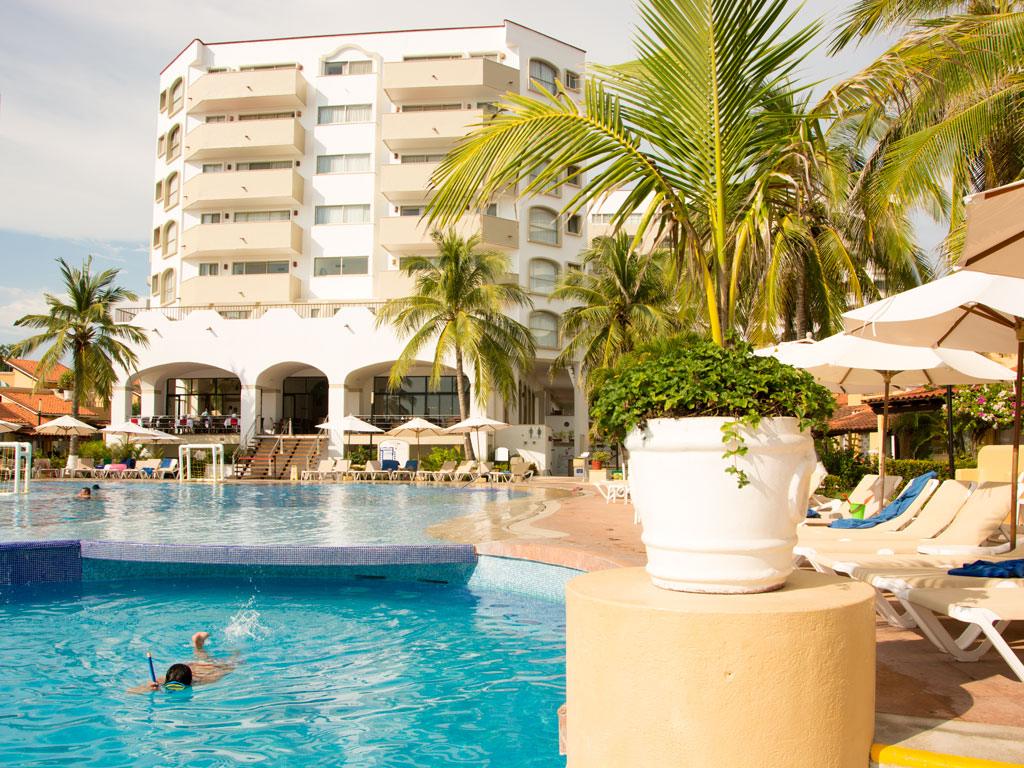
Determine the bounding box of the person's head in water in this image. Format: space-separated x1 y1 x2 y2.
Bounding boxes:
165 663 193 687
75 487 91 499
91 484 100 491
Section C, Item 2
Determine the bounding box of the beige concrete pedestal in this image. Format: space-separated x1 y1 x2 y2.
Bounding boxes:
566 568 876 768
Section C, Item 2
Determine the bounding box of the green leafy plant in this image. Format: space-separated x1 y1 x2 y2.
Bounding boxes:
590 450 612 464
346 446 374 467
590 334 834 487
77 440 112 463
420 446 464 472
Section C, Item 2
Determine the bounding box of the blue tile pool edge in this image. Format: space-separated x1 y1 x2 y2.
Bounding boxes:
0 540 583 603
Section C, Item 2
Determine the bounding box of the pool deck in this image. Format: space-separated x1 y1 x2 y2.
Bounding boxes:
488 478 1024 765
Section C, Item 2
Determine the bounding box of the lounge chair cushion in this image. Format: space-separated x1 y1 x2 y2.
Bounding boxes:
949 558 1024 578
829 472 938 529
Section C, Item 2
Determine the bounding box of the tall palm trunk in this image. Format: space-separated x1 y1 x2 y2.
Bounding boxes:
454 346 475 460
70 346 83 457
794 256 808 339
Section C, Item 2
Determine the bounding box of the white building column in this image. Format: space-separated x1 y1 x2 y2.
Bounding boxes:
240 384 261 442
110 385 132 424
573 370 590 457
328 382 347 456
138 374 162 418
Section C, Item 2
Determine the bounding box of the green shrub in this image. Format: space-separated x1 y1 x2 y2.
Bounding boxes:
346 446 373 466
420 446 463 472
815 445 979 497
590 450 612 464
590 334 834 486
78 440 112 463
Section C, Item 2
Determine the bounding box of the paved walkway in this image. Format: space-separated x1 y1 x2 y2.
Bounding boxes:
505 478 1024 758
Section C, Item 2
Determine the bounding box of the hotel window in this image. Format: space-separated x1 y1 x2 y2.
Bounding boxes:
399 206 423 217
372 375 467 420
162 221 178 256
317 104 372 124
477 101 501 115
469 52 500 61
202 163 224 173
313 256 369 275
152 227 161 248
205 115 226 123
399 103 461 112
566 214 582 236
591 212 643 225
232 261 289 275
315 204 371 224
168 78 184 115
238 111 295 121
316 154 371 174
166 125 181 161
160 269 175 304
155 180 163 202
159 89 167 112
403 54 461 61
528 207 560 246
530 311 559 348
400 154 445 164
157 135 166 157
233 210 289 222
529 259 559 295
323 59 373 75
564 71 581 91
529 59 558 92
206 67 228 73
151 273 160 295
566 165 582 186
164 172 179 209
482 203 498 217
199 263 219 276
529 162 560 196
201 213 221 225
236 160 293 171
239 63 297 71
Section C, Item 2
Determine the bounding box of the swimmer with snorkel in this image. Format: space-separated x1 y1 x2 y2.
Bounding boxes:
127 632 236 693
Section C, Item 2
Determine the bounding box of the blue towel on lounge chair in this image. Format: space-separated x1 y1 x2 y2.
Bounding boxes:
828 472 937 529
948 559 1024 578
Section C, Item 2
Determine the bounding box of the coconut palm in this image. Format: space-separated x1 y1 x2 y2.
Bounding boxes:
551 233 678 379
375 230 534 459
426 0 819 346
11 257 148 455
825 3 1024 266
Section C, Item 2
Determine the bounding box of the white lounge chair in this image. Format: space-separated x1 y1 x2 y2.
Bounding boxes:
898 585 1024 682
805 473 903 524
329 459 352 481
301 459 335 481
451 461 479 482
420 460 457 482
798 476 941 543
352 461 391 481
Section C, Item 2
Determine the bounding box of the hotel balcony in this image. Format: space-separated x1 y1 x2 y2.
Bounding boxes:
380 163 439 203
186 68 308 113
379 214 518 253
179 273 301 304
181 221 303 259
183 119 306 161
381 108 485 152
382 58 519 102
182 169 304 211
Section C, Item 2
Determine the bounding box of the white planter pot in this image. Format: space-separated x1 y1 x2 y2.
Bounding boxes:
625 417 816 594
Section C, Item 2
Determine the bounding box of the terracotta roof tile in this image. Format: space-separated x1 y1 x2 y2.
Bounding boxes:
0 402 33 427
0 390 103 420
863 387 948 405
827 404 877 435
4 358 72 383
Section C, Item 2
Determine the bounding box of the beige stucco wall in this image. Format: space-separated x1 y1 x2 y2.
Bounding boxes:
566 568 876 768
179 273 300 304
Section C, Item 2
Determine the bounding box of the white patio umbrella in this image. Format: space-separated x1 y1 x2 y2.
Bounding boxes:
844 270 1024 542
101 421 161 440
316 414 383 457
134 429 183 445
444 416 509 461
33 415 97 436
759 332 1013 506
956 180 1024 276
386 417 443 462
0 419 22 434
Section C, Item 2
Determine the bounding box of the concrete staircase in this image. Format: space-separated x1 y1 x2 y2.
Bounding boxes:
234 435 324 480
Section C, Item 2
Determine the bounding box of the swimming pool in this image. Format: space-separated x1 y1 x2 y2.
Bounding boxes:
0 483 553 546
0 577 566 767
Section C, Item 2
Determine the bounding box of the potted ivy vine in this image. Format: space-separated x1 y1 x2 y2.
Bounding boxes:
589 335 834 594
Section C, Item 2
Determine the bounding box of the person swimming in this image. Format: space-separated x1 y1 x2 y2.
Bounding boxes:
74 487 91 499
128 632 236 694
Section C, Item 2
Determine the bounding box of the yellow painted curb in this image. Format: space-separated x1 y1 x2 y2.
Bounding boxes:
872 743 1024 768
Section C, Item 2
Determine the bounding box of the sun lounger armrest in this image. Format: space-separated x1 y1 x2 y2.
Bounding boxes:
916 542 1016 556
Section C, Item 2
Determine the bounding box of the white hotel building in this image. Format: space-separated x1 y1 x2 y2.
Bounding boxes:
111 22 592 471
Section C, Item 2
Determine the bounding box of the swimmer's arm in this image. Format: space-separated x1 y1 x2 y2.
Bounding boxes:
126 677 165 694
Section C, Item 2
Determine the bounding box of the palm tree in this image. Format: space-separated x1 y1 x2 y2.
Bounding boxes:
11 257 148 455
426 0 819 346
825 3 1024 266
375 230 534 459
552 233 678 380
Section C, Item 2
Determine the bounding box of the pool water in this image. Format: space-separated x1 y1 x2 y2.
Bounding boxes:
0 483 535 546
0 578 566 767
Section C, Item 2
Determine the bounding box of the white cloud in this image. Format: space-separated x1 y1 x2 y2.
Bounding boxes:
0 285 59 345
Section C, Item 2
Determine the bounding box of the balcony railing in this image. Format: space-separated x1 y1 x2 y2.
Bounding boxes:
115 300 387 323
187 68 308 113
382 58 519 102
184 118 306 161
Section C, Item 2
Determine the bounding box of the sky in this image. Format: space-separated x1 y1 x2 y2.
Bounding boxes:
0 0 894 345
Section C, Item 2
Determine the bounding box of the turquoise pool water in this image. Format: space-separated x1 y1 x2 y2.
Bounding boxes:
0 577 566 766
0 483 532 546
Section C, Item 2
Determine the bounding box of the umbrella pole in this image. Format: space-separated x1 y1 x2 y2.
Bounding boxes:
1011 336 1023 546
880 372 892 518
945 385 955 481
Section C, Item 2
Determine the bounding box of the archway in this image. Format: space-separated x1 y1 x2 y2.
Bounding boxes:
255 361 330 435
